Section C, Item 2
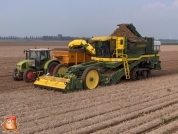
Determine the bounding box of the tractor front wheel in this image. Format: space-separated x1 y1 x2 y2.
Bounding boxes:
23 68 36 83
82 67 100 90
12 68 23 81
53 64 68 76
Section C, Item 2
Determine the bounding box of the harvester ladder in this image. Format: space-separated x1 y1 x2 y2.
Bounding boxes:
122 54 130 79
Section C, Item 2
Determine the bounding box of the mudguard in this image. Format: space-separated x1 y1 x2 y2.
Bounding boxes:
43 60 60 70
16 60 33 72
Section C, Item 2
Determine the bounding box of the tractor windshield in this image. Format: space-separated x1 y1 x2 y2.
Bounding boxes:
26 51 38 60
26 50 50 61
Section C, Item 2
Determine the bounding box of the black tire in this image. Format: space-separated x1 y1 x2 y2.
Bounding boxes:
137 70 142 80
130 68 138 81
47 62 59 76
12 68 23 81
142 70 148 79
23 68 36 83
81 67 100 90
53 64 68 76
147 70 151 78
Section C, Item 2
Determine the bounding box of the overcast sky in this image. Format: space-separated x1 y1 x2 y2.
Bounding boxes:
1 0 178 39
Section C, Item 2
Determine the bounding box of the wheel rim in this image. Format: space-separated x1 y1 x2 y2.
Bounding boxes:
57 66 68 74
27 70 35 82
86 70 99 89
49 65 56 75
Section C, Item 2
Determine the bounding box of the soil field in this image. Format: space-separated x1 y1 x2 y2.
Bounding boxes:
1 42 178 134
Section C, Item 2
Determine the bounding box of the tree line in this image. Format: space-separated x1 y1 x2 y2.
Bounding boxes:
0 35 177 43
158 39 178 43
0 34 90 41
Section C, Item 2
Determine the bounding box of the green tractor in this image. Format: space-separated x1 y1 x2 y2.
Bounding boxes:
12 48 59 82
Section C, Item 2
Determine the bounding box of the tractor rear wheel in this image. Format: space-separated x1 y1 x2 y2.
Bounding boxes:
12 68 23 81
82 67 100 90
48 62 58 75
53 64 68 76
23 68 36 83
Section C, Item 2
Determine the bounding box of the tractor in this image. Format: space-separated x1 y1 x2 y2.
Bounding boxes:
12 48 59 82
12 40 95 83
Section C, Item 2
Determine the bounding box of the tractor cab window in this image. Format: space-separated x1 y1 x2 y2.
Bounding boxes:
28 51 38 59
95 41 111 58
110 39 116 57
40 51 48 61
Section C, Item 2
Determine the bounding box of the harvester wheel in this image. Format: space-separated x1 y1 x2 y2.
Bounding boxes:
12 68 23 81
53 64 68 76
130 68 138 81
147 70 151 78
142 70 148 79
82 67 100 90
47 62 58 75
137 70 143 80
23 68 36 83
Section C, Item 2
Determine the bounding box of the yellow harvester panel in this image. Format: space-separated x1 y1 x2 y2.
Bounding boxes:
116 37 125 50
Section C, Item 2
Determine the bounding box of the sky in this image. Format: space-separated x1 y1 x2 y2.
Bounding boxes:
0 0 178 39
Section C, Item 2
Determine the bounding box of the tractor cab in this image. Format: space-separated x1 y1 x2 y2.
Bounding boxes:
91 36 124 58
25 48 51 69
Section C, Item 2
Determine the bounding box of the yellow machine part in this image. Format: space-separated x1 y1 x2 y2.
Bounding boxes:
34 75 70 90
68 39 96 55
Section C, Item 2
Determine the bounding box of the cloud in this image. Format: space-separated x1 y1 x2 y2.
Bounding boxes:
172 0 178 7
142 2 166 9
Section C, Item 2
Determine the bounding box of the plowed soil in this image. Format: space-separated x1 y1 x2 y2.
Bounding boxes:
1 42 178 134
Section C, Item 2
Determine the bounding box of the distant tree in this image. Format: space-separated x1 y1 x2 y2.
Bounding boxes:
58 34 62 39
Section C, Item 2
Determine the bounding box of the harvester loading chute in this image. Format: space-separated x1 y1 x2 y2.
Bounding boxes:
68 39 96 55
34 23 161 92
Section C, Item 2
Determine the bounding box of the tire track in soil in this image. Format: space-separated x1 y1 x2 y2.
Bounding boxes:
147 120 178 134
148 120 178 134
0 74 170 110
96 103 178 134
0 78 175 121
0 80 33 93
36 92 178 134
124 114 178 134
68 102 178 134
0 74 13 77
16 87 178 134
